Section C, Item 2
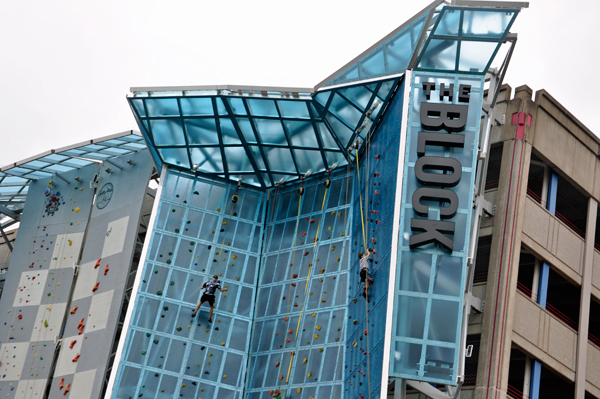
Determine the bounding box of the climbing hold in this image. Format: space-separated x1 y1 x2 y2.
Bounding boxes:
63 383 70 395
74 207 80 212
307 372 312 377
92 282 99 292
17 315 22 320
303 358 307 364
292 273 298 279
375 190 379 195
314 334 319 339
72 353 80 362
70 340 76 349
104 265 109 275
284 317 289 322
316 325 322 330
297 388 302 394
176 326 182 332
232 254 237 260
364 329 368 335
286 338 291 343
59 378 64 390
301 232 307 237
94 259 101 269
310 219 316 224
288 329 293 334
311 313 316 317
275 361 280 368
304 251 309 256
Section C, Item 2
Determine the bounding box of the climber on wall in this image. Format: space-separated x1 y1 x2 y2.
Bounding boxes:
191 275 228 323
271 388 282 399
359 248 374 301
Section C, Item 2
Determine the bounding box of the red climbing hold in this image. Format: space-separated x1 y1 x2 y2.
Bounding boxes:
372 249 377 254
92 282 99 292
293 303 298 307
291 283 296 287
292 274 298 279
288 329 293 334
59 378 64 390
284 317 289 322
104 265 109 275
77 319 84 329
304 251 309 256
72 353 80 362
275 361 280 368
301 232 307 237
94 259 101 269
282 296 286 300
374 172 379 177
371 238 376 244
375 154 380 159
374 190 379 195
70 306 78 314
364 329 368 335
286 338 291 343
64 383 70 395
17 315 22 320
310 219 316 224
70 340 77 349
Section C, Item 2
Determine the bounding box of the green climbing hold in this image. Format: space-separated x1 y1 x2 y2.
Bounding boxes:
172 209 176 212
175 229 180 233
141 351 146 355
193 191 199 195
143 280 147 283
44 320 49 328
70 223 73 226
155 270 159 274
146 333 151 337
159 254 163 257
170 281 175 286
153 339 159 344
163 306 169 311
176 326 182 332
40 357 43 360
176 194 180 198
47 293 51 296
74 186 78 190
156 291 162 296
166 260 171 264
190 242 194 245
168 252 173 256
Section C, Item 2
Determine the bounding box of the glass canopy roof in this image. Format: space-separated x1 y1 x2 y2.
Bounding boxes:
0 131 147 226
128 0 523 189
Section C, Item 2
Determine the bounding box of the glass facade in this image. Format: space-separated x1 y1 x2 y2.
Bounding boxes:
112 169 266 398
390 72 485 385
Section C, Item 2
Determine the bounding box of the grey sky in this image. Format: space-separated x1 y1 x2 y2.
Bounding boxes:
1 0 597 166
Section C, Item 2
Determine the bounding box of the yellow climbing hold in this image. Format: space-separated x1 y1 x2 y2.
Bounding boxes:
74 207 80 212
321 299 326 303
331 246 335 251
309 292 313 296
211 231 215 234
221 342 225 346
318 348 323 353
221 221 227 225
319 269 325 274
297 388 302 394
316 325 321 330
232 255 237 260
223 375 227 378
209 353 213 357
314 334 319 339
336 257 340 262
56 282 60 286
328 227 332 231
307 372 312 377
341 232 345 236
303 358 307 364
181 383 186 388
311 313 316 317
68 240 73 246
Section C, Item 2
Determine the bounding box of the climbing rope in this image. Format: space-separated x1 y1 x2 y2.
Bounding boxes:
355 146 372 399
211 182 240 276
283 174 330 396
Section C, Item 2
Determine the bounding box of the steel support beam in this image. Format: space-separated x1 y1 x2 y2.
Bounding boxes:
0 205 20 221
0 224 13 252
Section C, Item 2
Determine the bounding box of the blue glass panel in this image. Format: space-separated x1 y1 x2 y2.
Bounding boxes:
246 99 278 117
146 98 180 117
216 97 228 115
184 118 218 145
458 41 499 72
462 10 516 38
151 119 186 146
21 160 51 168
189 147 223 173
324 151 346 169
131 98 146 117
40 153 69 162
316 123 340 150
294 149 324 173
338 84 375 110
224 146 253 172
314 91 331 108
263 147 296 173
385 29 412 72
180 97 214 116
227 97 247 115
360 50 385 78
328 94 362 128
248 146 266 170
277 100 310 119
236 118 257 143
324 113 354 148
285 121 318 148
220 118 242 144
418 39 458 70
157 148 190 168
253 119 287 145
436 8 461 36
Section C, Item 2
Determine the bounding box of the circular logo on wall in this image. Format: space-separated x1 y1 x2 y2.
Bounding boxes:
96 183 114 209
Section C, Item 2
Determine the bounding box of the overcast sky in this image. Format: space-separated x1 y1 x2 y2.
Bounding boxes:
1 0 597 166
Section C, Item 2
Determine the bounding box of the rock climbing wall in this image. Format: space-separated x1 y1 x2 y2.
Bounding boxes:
245 170 354 399
345 79 404 399
0 162 99 399
46 150 153 398
111 169 266 399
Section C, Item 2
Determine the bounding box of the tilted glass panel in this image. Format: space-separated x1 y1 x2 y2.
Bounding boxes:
458 41 499 73
462 10 517 39
435 8 461 36
220 118 242 145
294 149 325 173
224 146 254 173
277 100 311 119
184 118 219 145
263 146 296 173
246 98 279 117
145 98 180 117
180 97 214 116
227 97 248 115
189 146 223 173
157 148 190 169
253 119 288 145
285 121 319 148
418 39 458 70
151 119 187 146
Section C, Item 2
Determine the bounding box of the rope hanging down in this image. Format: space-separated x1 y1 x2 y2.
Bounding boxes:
212 180 242 275
355 144 372 399
283 174 330 397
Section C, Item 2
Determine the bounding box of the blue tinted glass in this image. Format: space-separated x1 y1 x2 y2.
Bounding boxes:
215 97 228 115
236 118 257 143
248 146 266 169
277 100 310 119
462 10 516 38
158 147 190 168
180 97 214 116
246 99 278 117
131 98 146 117
227 97 247 115
328 94 362 129
435 9 461 36
385 30 412 72
146 98 180 117
220 118 242 144
360 50 385 78
185 118 218 145
314 91 331 107
294 149 324 173
263 147 296 173
338 85 374 110
418 39 458 70
317 123 339 150
189 146 223 172
458 41 499 72
254 119 287 145
151 119 186 146
285 121 318 148
224 147 254 172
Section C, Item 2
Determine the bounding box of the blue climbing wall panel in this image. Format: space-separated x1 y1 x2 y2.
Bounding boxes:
245 170 354 399
111 168 266 399
344 79 404 399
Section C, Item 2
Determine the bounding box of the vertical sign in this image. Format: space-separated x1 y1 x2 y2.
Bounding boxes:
388 71 484 385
